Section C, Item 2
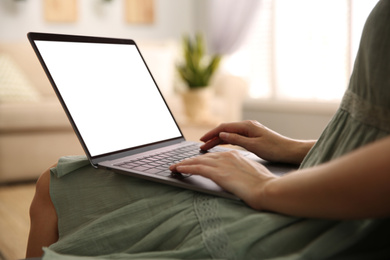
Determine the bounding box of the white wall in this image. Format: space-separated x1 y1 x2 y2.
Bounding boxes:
242 100 339 140
0 0 196 42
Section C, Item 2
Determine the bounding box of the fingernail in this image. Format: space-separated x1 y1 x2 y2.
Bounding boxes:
220 132 229 138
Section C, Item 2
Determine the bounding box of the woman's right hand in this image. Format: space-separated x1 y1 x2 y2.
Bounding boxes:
200 120 315 164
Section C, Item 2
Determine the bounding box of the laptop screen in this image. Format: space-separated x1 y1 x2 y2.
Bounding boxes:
34 39 182 157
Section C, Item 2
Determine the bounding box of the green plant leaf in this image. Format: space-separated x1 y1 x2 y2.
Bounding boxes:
177 33 222 88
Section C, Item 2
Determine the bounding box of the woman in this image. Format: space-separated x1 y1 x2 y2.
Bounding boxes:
27 1 390 259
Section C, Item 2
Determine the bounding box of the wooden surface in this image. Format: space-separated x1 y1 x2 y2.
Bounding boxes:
125 0 154 24
0 183 35 260
44 0 77 23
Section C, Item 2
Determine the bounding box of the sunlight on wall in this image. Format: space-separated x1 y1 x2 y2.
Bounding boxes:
275 0 348 101
223 0 380 102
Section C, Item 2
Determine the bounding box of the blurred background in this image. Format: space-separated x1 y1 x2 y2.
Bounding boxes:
0 0 380 258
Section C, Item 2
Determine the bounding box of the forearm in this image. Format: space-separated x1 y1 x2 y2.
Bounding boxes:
279 138 316 165
260 136 390 219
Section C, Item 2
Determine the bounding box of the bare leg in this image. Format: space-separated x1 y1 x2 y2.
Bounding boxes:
26 164 59 258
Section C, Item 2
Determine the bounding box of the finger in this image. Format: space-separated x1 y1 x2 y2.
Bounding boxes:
170 152 222 171
175 164 216 179
200 136 224 151
170 158 218 179
201 131 249 151
169 156 204 171
200 125 225 142
219 132 251 149
200 122 245 142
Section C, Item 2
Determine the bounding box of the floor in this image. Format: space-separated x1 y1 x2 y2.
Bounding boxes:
0 182 35 260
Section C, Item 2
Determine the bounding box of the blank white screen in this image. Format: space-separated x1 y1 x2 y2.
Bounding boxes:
35 40 181 156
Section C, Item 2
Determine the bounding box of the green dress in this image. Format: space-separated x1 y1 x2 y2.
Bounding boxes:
44 1 390 259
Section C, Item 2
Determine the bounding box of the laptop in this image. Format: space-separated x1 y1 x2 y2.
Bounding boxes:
28 32 293 200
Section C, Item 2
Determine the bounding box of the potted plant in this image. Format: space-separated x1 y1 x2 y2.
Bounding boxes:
176 33 222 122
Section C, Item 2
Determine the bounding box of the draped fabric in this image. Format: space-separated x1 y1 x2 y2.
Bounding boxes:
204 0 261 55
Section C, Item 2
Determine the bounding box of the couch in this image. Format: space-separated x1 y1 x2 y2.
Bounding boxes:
0 41 247 183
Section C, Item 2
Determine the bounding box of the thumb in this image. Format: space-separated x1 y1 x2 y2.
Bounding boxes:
219 132 250 148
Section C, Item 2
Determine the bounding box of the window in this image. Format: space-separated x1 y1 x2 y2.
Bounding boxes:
223 0 379 102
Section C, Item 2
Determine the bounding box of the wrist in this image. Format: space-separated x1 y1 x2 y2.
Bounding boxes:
245 175 280 211
282 139 315 165
255 176 280 212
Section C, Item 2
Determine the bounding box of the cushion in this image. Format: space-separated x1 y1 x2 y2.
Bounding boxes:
0 54 41 103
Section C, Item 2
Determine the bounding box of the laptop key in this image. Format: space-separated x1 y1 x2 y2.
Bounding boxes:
145 168 163 174
140 164 155 169
132 166 149 171
155 170 173 177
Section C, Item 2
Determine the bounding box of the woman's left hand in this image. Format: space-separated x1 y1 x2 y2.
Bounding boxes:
169 151 279 210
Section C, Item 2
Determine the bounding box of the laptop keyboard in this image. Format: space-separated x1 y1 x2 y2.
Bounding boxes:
113 143 226 178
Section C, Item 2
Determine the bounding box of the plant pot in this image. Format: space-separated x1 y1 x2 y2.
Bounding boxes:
181 87 213 123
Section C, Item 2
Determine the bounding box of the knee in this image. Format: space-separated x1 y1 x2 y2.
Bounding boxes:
27 165 59 257
29 164 58 224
